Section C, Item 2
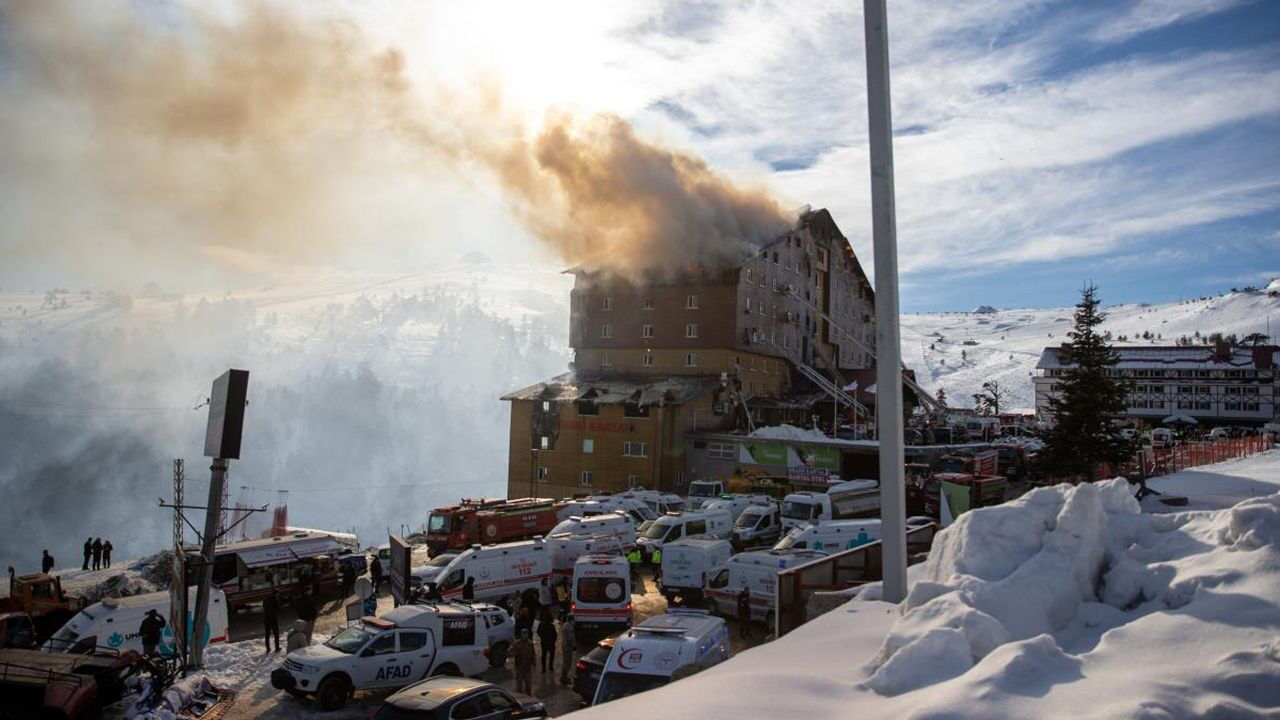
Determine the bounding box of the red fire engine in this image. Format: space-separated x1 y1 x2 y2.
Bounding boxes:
425 497 560 555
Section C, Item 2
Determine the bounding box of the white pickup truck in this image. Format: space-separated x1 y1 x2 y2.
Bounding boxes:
271 603 491 711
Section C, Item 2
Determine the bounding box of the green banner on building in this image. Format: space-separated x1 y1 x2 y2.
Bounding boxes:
940 480 971 517
741 442 839 471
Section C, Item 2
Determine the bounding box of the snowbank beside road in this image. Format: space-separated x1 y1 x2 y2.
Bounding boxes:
564 453 1280 719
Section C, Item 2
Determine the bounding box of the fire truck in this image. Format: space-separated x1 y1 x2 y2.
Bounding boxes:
425 497 560 555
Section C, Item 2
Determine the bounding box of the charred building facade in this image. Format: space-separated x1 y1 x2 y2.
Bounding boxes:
503 208 877 498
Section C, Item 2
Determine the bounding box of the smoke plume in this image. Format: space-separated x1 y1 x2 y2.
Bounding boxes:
0 0 791 285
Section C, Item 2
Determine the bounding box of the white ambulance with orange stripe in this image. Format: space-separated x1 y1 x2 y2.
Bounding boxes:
434 539 552 606
703 549 827 626
570 554 632 631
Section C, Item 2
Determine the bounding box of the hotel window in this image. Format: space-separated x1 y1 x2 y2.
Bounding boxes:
600 324 613 338
707 442 735 459
686 323 699 338
642 324 654 338
582 438 594 454
599 352 612 367
537 467 549 482
602 297 613 310
685 353 699 367
623 441 648 457
686 294 700 309
580 471 593 487
642 297 655 310
577 400 599 416
642 353 654 367
540 436 549 450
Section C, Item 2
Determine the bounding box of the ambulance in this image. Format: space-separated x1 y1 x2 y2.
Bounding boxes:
634 508 732 561
701 494 772 523
434 539 552 605
658 538 732 606
45 588 228 656
547 534 626 576
773 519 882 553
270 603 491 711
704 549 827 626
731 501 782 549
570 554 633 631
617 490 685 515
591 609 731 706
549 513 635 543
559 496 657 524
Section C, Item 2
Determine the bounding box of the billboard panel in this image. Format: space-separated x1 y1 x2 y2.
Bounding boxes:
388 535 412 606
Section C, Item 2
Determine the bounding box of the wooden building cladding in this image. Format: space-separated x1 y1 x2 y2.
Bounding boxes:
569 208 875 385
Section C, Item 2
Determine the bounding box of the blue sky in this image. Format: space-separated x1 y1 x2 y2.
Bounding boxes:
1 0 1277 311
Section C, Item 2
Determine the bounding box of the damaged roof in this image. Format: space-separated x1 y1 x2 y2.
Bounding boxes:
502 372 722 406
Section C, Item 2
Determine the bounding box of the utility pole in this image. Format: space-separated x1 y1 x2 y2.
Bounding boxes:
863 0 907 603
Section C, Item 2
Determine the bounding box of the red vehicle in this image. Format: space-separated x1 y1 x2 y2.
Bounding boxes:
924 473 1008 517
426 497 560 555
934 449 999 477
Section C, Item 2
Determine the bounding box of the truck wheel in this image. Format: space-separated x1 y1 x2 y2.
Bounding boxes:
316 675 351 711
432 663 461 677
489 641 510 668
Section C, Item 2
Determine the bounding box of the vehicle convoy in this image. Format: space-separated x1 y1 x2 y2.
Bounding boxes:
272 603 492 711
684 479 726 510
923 472 1009 517
376 676 547 720
731 501 782 548
0 646 140 720
192 531 346 612
779 480 881 532
774 519 882 552
434 539 552 604
571 555 632 631
635 508 733 560
658 538 732 605
426 498 560 556
1 572 87 639
548 513 635 543
705 549 828 625
45 588 228 656
548 534 625 576
591 609 731 706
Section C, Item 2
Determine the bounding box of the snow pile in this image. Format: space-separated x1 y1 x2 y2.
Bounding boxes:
562 450 1280 720
748 424 830 442
998 435 1044 451
3 552 170 601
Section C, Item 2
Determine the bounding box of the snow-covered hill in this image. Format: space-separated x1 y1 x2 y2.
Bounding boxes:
902 278 1280 412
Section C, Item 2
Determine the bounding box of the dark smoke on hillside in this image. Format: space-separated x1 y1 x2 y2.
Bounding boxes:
0 0 791 283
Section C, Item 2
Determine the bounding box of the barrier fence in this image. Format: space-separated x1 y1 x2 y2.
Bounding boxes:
1135 434 1275 479
774 522 938 638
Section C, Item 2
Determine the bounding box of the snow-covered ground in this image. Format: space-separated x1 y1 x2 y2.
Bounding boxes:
565 451 1280 719
901 277 1280 412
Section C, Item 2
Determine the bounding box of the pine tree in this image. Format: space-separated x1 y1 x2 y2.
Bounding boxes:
1040 285 1134 481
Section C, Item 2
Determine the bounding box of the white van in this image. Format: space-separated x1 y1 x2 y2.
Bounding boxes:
435 539 552 605
587 495 659 523
731 502 782 549
1150 427 1176 449
271 603 490 710
571 554 632 631
45 588 228 656
549 513 635 543
548 533 625 576
702 494 772 524
659 538 732 605
591 609 731 706
704 550 828 626
773 519 882 553
1208 427 1230 441
617 490 685 516
635 508 733 559
684 479 726 510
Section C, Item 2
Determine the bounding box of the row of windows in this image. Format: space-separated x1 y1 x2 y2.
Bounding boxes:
600 295 699 311
600 323 699 339
599 352 699 368
578 439 648 456
1047 368 1263 379
537 469 645 489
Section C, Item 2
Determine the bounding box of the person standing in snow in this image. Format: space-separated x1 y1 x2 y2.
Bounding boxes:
82 538 92 571
91 538 102 571
41 549 55 574
340 563 355 598
558 614 576 686
369 554 383 590
139 609 166 656
263 590 281 653
102 540 113 568
737 586 752 639
512 629 534 694
294 586 318 645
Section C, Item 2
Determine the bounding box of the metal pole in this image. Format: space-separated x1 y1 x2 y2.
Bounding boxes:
190 457 227 668
863 0 907 603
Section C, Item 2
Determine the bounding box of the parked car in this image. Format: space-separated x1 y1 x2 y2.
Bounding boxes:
571 634 620 704
409 553 458 594
375 677 546 720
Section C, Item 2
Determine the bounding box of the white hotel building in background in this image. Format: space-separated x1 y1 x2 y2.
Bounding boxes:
1034 342 1279 426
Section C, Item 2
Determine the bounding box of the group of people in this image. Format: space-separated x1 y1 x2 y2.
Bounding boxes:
81 537 114 571
261 584 320 654
508 583 578 693
626 546 662 585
